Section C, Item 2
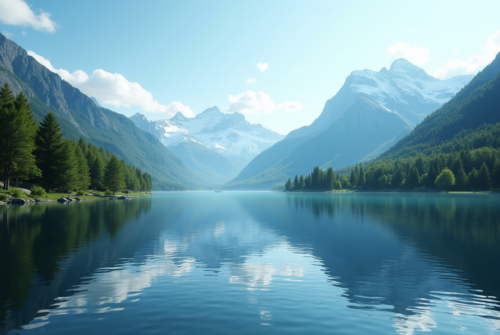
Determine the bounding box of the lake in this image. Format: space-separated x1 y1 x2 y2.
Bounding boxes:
1 192 500 334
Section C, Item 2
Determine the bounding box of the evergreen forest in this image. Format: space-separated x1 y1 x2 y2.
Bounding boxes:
0 83 153 195
286 148 500 192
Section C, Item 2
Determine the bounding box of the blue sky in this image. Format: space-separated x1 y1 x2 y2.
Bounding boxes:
1 0 500 134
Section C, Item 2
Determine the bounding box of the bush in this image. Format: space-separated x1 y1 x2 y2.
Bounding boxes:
0 194 7 201
76 190 86 196
104 190 113 196
10 188 23 198
30 185 46 197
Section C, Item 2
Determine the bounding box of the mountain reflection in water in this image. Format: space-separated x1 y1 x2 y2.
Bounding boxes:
1 192 499 335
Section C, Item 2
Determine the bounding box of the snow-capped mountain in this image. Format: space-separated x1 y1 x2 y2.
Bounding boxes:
229 59 474 189
131 107 284 170
315 59 473 129
130 113 200 146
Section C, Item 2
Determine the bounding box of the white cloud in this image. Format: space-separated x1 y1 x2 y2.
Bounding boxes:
434 31 500 79
256 62 269 72
246 78 256 84
27 50 194 117
227 90 304 115
386 42 430 65
0 0 57 33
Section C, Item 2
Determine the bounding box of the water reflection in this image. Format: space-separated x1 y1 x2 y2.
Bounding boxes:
1 192 500 334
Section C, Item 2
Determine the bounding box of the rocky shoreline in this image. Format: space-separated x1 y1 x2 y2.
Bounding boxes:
0 194 134 206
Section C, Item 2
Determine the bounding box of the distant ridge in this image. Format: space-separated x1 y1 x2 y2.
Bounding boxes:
226 59 473 189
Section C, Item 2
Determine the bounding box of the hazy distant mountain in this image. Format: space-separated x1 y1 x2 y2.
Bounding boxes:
130 112 239 184
0 33 208 189
228 59 473 189
131 107 284 172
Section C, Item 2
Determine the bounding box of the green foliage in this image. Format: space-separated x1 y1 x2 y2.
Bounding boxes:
493 161 500 189
0 194 7 201
35 112 64 190
104 189 113 196
435 168 455 191
30 185 45 197
57 140 79 192
285 178 292 191
10 188 22 198
0 84 40 189
381 56 500 160
74 145 90 190
76 190 86 196
478 162 491 190
104 156 126 194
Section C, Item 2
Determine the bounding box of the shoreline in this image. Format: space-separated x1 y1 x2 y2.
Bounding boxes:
0 190 153 206
283 189 499 195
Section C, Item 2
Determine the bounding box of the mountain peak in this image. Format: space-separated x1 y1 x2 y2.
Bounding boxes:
130 112 148 121
199 106 222 117
388 58 431 79
171 111 188 122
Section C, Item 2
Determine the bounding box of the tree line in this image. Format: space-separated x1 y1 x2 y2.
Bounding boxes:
285 147 500 192
0 83 153 194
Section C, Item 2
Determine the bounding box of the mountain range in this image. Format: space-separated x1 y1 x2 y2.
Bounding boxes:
380 51 500 160
0 33 208 189
130 108 284 183
226 59 474 189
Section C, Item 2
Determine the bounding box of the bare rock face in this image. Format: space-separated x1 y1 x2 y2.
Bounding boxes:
0 33 115 131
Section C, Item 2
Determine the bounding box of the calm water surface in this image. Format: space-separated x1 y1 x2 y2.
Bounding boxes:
1 192 500 334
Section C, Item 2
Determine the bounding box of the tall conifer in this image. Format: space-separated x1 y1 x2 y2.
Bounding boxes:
58 140 79 192
0 85 40 189
75 146 91 190
104 156 125 194
35 112 64 190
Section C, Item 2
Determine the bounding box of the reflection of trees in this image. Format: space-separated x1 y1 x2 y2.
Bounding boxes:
0 198 151 329
284 193 500 298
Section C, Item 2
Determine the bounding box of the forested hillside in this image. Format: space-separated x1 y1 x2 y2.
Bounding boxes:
0 33 206 190
381 52 500 159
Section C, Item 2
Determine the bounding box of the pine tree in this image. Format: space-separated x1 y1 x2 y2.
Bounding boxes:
285 178 292 191
467 168 479 190
349 170 357 188
35 112 64 190
405 166 420 189
75 146 91 190
0 85 40 189
358 166 366 188
312 167 320 189
89 154 104 190
451 156 463 176
136 168 145 191
492 161 500 190
293 175 299 190
104 156 126 194
425 159 438 188
58 140 79 192
393 170 405 188
324 167 334 190
478 162 491 190
299 175 305 189
455 168 467 190
143 172 153 192
415 157 424 175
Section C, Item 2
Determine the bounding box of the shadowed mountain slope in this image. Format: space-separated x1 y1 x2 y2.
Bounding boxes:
0 33 208 189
